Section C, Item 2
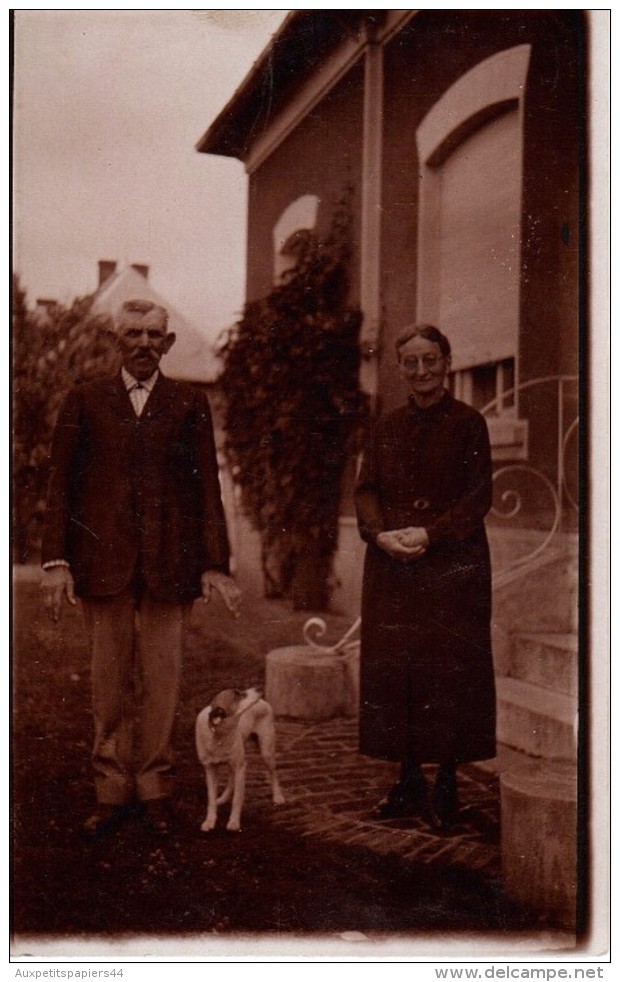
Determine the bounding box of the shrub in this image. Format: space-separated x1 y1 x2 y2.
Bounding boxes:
12 278 118 562
219 196 367 609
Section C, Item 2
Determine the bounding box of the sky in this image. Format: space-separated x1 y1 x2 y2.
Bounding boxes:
12 9 289 340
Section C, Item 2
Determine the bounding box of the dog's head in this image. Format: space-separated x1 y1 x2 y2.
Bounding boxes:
207 687 262 731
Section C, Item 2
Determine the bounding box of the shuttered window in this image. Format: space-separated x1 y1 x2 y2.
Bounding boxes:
416 45 532 410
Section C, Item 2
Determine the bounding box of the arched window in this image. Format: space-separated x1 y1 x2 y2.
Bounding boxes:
416 45 532 416
273 194 320 281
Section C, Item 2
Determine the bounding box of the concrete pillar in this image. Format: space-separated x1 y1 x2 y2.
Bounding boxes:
359 23 384 397
500 760 578 929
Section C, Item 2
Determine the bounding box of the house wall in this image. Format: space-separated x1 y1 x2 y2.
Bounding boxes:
245 62 364 305
518 15 582 488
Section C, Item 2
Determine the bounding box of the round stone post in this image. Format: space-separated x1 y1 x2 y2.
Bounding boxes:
500 760 578 929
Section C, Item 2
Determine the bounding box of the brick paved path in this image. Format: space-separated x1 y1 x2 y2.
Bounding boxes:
242 715 501 879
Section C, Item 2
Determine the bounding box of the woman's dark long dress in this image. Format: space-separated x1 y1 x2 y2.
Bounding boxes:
355 391 496 764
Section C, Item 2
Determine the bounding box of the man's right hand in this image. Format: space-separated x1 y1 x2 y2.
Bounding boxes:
200 570 242 619
40 566 77 622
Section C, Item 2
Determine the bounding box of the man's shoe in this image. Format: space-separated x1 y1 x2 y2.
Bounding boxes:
82 804 128 840
142 798 176 835
373 778 429 820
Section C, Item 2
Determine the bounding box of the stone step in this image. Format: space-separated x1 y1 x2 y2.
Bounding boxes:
508 632 578 697
492 546 578 635
496 676 578 760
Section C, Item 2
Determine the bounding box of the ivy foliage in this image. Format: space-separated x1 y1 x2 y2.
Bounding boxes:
219 197 367 609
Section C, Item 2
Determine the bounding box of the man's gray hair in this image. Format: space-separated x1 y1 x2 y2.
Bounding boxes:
116 299 169 331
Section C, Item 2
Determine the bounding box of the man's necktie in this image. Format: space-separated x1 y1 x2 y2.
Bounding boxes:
129 382 148 417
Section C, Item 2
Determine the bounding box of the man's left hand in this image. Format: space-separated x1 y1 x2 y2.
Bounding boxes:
201 571 242 618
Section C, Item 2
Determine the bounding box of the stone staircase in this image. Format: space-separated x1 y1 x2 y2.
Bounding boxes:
496 633 578 760
487 533 579 930
490 533 579 769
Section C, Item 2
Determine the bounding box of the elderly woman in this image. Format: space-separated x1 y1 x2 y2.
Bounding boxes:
354 324 496 829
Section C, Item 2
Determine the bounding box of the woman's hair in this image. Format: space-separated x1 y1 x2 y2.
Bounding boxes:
395 323 452 359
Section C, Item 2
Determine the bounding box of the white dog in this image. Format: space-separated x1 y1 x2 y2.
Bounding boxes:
195 687 285 832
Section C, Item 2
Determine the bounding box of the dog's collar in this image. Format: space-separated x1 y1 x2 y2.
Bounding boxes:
236 691 263 718
209 691 262 731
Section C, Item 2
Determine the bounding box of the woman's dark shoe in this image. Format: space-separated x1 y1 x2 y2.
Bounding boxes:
373 775 429 819
431 766 459 829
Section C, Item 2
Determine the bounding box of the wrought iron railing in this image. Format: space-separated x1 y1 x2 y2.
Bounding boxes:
482 374 578 578
303 615 361 657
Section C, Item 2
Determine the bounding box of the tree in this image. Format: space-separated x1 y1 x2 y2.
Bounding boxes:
219 195 367 610
12 278 119 561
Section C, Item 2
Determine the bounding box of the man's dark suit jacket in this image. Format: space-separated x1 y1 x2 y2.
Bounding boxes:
42 372 230 602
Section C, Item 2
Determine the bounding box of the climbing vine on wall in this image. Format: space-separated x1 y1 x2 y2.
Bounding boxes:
219 193 367 610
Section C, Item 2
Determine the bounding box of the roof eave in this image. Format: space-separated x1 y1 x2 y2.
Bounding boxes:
196 10 376 162
195 10 301 160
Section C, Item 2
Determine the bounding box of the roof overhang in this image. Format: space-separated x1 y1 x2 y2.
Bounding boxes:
196 10 386 163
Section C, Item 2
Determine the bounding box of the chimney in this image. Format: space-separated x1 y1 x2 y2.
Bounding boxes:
131 263 149 280
98 260 117 287
34 298 56 321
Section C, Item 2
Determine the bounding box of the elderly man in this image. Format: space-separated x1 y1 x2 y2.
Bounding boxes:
40 299 241 838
